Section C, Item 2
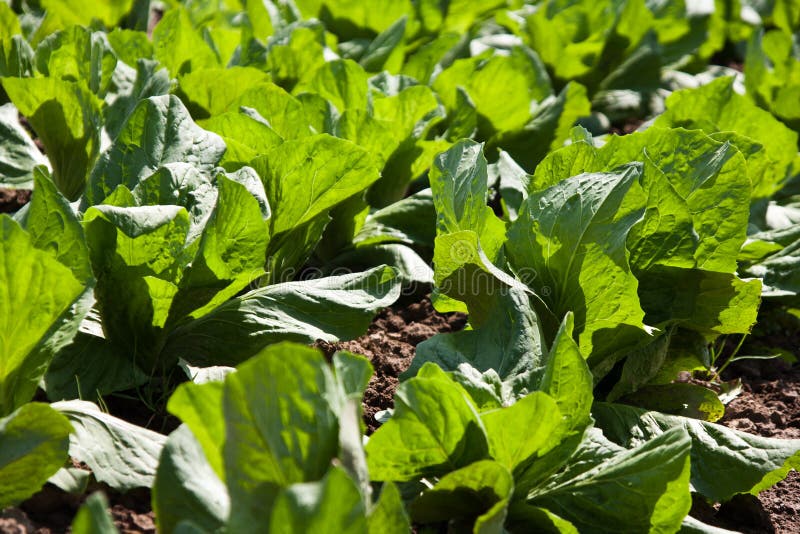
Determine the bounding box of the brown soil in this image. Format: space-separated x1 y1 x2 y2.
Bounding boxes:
0 188 31 213
316 297 467 433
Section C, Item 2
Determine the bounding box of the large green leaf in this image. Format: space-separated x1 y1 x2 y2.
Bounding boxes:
152 7 220 77
179 67 271 117
593 402 800 502
53 399 167 491
23 167 91 282
164 266 401 366
654 76 798 199
153 425 229 534
35 26 117 97
251 134 381 237
2 77 103 201
0 402 72 508
269 466 368 534
432 47 551 138
86 95 226 206
506 166 649 371
84 204 191 371
0 216 85 415
223 343 340 531
366 363 489 481
528 427 692 533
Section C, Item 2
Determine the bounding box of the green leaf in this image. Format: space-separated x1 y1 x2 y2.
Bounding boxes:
104 59 171 142
482 393 567 472
107 29 153 67
0 3 21 40
411 288 546 403
53 399 167 491
71 492 118 534
0 216 85 415
251 134 381 236
43 331 148 400
359 16 406 72
36 0 135 32
654 76 798 199
152 7 219 77
153 425 229 534
366 363 489 481
199 109 283 168
269 466 368 534
537 313 594 430
507 166 648 371
164 266 400 366
0 103 48 189
619 382 725 422
529 427 692 534
24 167 91 282
2 77 103 201
409 459 514 532
167 381 226 480
296 59 370 113
35 26 117 97
261 23 327 91
433 48 552 138
368 482 411 534
187 173 270 285
179 67 271 117
223 343 339 531
593 402 800 502
232 82 312 139
87 95 226 206
84 204 191 371
0 402 72 508
354 189 435 249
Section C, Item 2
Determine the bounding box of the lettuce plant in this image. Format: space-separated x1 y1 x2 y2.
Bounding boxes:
153 342 411 534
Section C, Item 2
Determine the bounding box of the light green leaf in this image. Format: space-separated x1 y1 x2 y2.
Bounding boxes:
529 427 692 534
252 134 381 236
654 76 798 199
366 363 489 481
482 393 567 472
2 77 103 201
153 425 229 534
84 204 191 370
593 402 800 502
53 399 167 491
507 166 648 371
269 466 368 534
0 216 84 415
87 95 226 206
164 266 400 366
433 48 551 138
104 59 171 142
24 167 91 282
0 402 72 508
152 8 219 77
167 381 226 480
35 26 117 97
179 67 271 117
223 343 339 531
296 59 369 113
71 492 118 534
368 482 410 534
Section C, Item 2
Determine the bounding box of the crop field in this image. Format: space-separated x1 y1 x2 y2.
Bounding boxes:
1 0 800 532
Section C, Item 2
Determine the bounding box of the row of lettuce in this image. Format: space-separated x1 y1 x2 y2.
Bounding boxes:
1 0 800 532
